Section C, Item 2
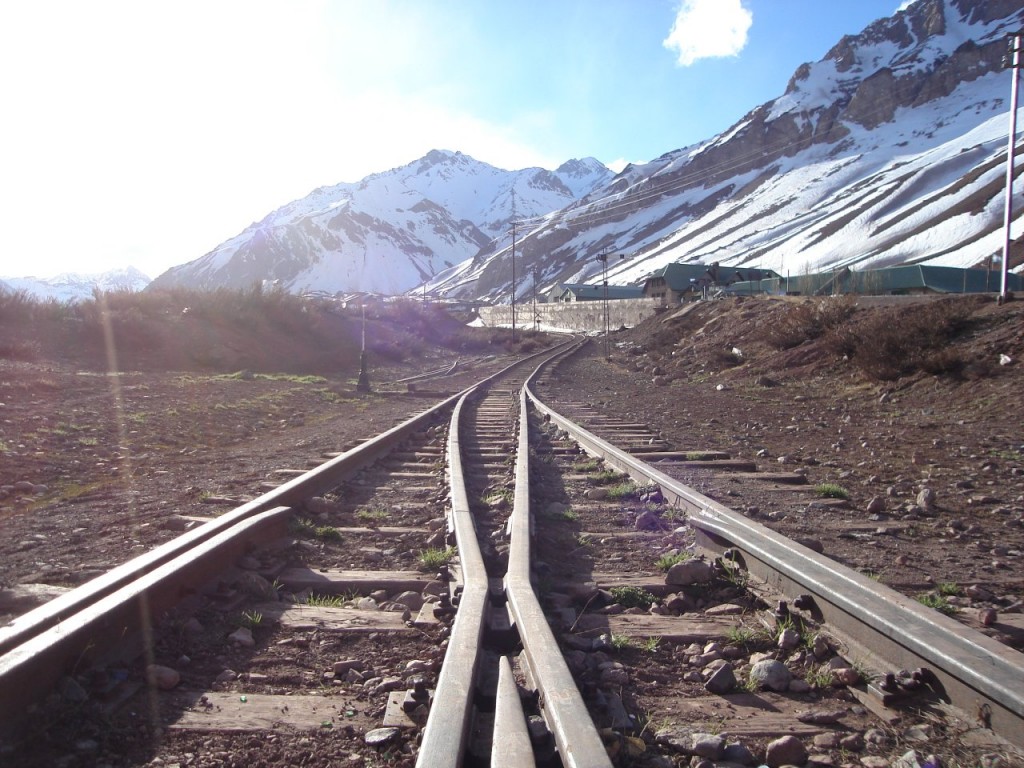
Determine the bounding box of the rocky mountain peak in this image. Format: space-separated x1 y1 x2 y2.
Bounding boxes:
150 150 612 296
428 0 1024 303
555 157 604 177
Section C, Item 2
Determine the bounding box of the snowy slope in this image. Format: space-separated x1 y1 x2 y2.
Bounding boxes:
428 0 1024 301
149 151 612 295
2 267 151 302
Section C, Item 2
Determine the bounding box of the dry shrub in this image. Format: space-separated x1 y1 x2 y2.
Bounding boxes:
711 346 744 368
762 296 857 349
0 339 41 361
826 298 973 381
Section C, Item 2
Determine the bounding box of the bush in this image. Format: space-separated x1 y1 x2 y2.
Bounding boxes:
827 299 973 381
762 296 856 349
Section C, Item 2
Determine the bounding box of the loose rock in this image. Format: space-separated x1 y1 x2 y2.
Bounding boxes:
748 659 792 692
764 734 807 767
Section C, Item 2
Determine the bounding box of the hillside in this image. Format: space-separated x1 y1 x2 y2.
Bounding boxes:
148 153 611 296
429 0 1024 301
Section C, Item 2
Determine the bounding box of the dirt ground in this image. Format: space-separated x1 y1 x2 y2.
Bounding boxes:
1 292 1023 767
550 294 1024 652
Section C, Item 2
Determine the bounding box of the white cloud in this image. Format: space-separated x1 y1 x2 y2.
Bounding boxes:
663 0 753 67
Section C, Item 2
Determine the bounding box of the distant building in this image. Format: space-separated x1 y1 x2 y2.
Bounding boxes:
727 265 1023 296
545 284 567 303
554 283 645 302
643 262 781 304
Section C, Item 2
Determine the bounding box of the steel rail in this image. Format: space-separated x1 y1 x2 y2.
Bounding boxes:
0 387 469 663
0 506 291 728
525 374 1024 751
417 340 586 767
507 349 613 768
416 389 491 767
0 345 569 747
0 356 550 736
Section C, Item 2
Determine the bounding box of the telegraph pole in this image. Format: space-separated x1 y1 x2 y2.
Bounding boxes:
1001 30 1023 302
596 251 611 358
596 252 626 358
511 188 517 341
533 261 540 331
356 300 371 392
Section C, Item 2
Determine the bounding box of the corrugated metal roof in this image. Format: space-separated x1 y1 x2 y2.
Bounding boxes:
649 263 781 290
560 283 645 300
727 266 1022 295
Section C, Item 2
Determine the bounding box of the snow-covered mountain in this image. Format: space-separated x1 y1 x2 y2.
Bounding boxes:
1 267 151 302
147 0 1024 303
149 152 612 295
429 0 1024 301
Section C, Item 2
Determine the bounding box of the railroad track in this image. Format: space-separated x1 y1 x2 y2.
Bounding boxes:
1 341 1022 766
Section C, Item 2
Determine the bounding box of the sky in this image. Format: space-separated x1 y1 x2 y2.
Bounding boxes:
0 0 912 281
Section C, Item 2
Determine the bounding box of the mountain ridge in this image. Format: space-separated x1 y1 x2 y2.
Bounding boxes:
424 0 1024 302
12 0 1024 304
148 151 612 296
1 267 151 303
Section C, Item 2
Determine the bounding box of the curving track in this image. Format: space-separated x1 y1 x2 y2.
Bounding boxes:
1 340 1023 767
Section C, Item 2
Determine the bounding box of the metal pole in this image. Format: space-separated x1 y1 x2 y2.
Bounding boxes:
598 262 606 360
357 301 370 392
1002 31 1023 302
511 188 517 341
596 253 609 358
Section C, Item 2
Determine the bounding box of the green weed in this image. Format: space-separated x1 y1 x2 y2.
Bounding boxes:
655 552 691 572
419 546 456 571
917 593 958 616
725 625 760 646
609 634 632 651
806 664 834 689
591 469 627 485
356 508 389 523
609 585 655 609
289 517 318 536
306 594 345 607
315 525 342 541
606 481 639 500
814 483 850 499
638 636 661 652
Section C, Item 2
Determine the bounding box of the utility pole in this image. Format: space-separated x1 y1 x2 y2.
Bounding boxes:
356 300 371 392
511 188 517 341
1001 30 1023 303
596 252 609 357
533 261 540 331
596 252 627 358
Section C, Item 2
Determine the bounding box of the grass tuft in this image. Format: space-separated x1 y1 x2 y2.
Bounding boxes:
419 546 456 571
655 552 691 572
610 585 656 609
917 593 958 616
814 483 850 499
